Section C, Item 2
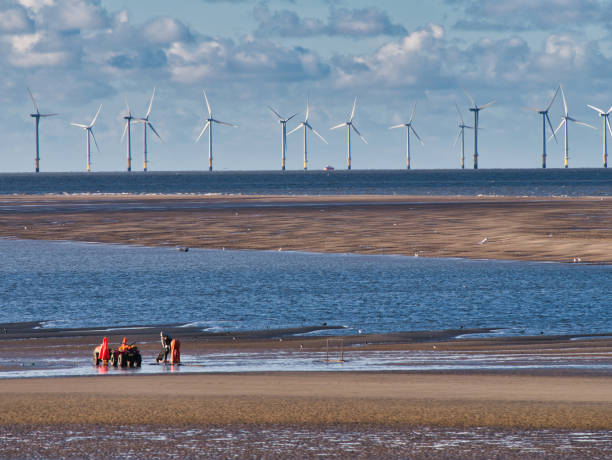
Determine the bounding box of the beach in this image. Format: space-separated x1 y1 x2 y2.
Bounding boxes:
1 194 611 457
1 327 612 458
0 194 610 263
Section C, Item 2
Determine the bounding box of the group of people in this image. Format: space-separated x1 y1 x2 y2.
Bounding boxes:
95 331 180 365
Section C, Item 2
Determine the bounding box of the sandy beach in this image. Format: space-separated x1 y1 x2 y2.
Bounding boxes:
2 328 612 458
1 194 611 457
0 194 610 263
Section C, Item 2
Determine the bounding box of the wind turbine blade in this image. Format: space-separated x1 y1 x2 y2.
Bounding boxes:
305 97 310 122
145 87 156 119
411 126 424 145
330 122 346 130
147 122 163 141
90 129 100 152
124 95 131 117
408 102 417 124
480 99 496 110
545 86 560 111
455 102 464 124
71 122 88 128
268 106 283 120
203 90 212 117
453 129 461 147
287 124 302 135
574 120 596 129
607 106 612 115
286 113 298 122
309 125 328 144
546 113 557 143
587 104 605 115
463 88 476 108
525 107 541 112
27 87 39 114
39 113 58 117
90 104 102 127
351 124 367 144
121 120 128 141
389 124 405 129
196 121 210 142
552 118 565 137
214 119 237 128
607 118 612 138
349 97 357 122
560 85 568 116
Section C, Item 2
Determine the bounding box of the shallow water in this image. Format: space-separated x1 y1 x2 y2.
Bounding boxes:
2 347 612 379
1 239 610 337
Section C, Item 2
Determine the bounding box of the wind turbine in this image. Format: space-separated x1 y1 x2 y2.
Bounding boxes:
464 90 495 169
196 90 238 171
134 87 162 172
526 86 559 168
389 103 423 170
121 97 135 172
71 105 102 172
453 103 472 169
287 97 327 170
330 97 367 170
269 106 297 171
27 87 57 173
551 86 595 168
587 103 612 168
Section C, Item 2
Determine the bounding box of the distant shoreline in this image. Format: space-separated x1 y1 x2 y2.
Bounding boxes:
0 194 610 264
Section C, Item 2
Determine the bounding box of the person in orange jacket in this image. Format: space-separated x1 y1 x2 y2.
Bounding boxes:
118 337 130 352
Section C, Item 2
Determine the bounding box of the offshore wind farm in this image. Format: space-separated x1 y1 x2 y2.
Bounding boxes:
17 84 612 173
2 3 612 459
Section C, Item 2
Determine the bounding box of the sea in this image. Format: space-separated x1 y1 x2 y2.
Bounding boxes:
0 168 611 196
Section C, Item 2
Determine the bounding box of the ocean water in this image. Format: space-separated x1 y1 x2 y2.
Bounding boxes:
0 168 611 196
1 239 609 336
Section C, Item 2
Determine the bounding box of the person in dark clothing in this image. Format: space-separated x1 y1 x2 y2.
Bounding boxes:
156 331 173 363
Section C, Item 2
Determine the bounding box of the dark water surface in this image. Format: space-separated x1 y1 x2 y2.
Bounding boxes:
0 169 610 196
1 239 609 336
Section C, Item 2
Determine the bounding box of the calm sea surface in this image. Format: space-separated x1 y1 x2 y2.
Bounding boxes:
1 239 609 336
0 169 611 196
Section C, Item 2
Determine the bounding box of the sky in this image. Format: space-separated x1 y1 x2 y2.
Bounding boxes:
2 0 612 172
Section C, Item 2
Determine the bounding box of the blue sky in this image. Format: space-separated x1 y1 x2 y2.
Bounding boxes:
2 0 612 172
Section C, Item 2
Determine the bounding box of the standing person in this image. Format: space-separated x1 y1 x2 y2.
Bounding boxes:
170 337 181 364
157 331 172 363
94 336 110 365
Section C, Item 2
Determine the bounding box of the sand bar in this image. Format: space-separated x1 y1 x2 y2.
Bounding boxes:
0 194 610 263
1 372 612 430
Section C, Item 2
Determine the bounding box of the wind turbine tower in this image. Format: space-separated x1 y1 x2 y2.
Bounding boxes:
389 103 423 170
527 86 559 168
330 97 367 170
453 103 472 169
269 106 297 170
122 97 135 172
465 90 495 169
552 86 595 168
196 90 238 171
587 103 612 168
135 87 162 172
27 87 57 173
71 105 102 172
288 97 327 170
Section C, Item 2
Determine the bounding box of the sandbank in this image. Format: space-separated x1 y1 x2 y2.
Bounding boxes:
0 194 610 263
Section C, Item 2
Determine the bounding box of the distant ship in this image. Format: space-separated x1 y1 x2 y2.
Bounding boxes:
323 165 335 171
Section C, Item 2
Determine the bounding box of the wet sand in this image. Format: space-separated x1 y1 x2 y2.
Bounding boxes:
0 194 610 263
1 328 612 458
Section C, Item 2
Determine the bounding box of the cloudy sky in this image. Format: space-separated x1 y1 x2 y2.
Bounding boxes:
2 0 612 172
